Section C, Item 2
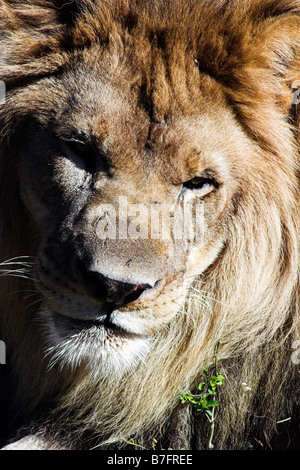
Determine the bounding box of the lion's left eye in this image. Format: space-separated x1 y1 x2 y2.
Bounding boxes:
183 176 218 195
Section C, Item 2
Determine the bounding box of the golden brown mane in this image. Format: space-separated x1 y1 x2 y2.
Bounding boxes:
0 0 299 450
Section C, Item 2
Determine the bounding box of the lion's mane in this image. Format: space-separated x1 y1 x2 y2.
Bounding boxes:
0 0 299 450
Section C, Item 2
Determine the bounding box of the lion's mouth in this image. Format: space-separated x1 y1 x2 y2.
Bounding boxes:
58 311 122 332
48 302 144 339
38 271 166 337
43 305 152 375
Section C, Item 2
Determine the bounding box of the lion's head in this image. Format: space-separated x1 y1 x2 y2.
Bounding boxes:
0 0 299 450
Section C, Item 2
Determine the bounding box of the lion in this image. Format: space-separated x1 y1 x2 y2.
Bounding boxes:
0 0 299 450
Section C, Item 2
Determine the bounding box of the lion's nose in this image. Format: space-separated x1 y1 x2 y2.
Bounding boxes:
95 273 151 305
77 262 151 305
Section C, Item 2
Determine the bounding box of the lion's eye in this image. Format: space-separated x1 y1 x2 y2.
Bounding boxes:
68 140 91 156
60 138 103 174
183 176 218 195
66 140 96 172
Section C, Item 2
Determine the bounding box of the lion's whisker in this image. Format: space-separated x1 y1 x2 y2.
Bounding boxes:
189 287 226 306
0 273 40 282
0 256 38 264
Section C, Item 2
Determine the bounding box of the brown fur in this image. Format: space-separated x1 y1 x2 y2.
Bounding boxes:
0 0 300 450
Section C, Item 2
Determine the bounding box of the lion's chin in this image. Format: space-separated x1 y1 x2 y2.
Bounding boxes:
41 308 152 377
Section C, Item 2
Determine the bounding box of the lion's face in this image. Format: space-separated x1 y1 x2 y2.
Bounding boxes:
15 44 248 373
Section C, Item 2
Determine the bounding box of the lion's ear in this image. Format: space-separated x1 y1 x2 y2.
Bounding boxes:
259 11 300 143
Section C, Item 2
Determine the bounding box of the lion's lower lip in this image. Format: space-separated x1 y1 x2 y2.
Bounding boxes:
51 307 137 336
49 301 115 323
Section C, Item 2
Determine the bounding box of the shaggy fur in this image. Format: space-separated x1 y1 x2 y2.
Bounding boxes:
0 0 300 450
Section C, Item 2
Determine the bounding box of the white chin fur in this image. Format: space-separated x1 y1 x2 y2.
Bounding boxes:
41 308 152 378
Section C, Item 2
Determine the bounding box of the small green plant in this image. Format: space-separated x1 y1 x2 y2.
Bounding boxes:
124 437 184 451
180 371 224 418
180 342 225 449
128 437 158 450
126 438 148 450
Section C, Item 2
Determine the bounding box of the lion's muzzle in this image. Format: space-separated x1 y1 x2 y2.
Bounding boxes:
76 259 152 306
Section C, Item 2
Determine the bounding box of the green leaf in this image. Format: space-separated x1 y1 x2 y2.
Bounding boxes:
216 375 225 385
179 344 225 424
198 382 206 391
207 400 219 408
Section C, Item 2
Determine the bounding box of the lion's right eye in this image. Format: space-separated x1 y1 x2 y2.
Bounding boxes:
61 139 111 175
64 140 97 173
68 140 91 156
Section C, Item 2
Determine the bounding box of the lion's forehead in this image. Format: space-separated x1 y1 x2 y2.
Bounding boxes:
53 67 243 185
